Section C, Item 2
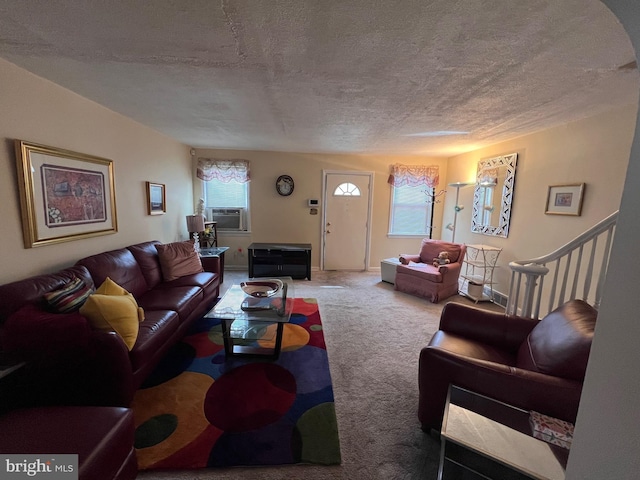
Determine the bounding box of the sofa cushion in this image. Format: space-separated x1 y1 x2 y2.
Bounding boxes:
156 240 204 281
127 241 164 289
419 239 462 264
137 286 203 323
428 330 518 366
80 278 145 350
160 271 219 300
129 309 180 380
76 248 150 299
517 299 597 381
0 265 94 324
43 277 94 313
396 263 443 283
1 303 92 359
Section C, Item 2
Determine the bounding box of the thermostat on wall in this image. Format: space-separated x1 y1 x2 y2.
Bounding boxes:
308 199 320 207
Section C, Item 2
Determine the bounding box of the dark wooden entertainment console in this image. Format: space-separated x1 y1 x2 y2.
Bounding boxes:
248 243 312 280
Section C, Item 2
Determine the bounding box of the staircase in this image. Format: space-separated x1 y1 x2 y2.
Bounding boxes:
506 211 618 319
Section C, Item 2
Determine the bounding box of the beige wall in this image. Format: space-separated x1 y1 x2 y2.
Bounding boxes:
193 149 448 268
445 104 637 296
0 58 193 284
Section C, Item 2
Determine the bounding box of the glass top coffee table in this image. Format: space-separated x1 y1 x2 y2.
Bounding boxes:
205 277 294 360
439 385 569 480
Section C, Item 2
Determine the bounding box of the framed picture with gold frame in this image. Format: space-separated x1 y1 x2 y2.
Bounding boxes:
15 140 118 248
146 181 166 215
545 183 585 216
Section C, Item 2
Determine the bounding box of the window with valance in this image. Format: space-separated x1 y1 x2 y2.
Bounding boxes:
387 163 439 188
388 163 440 236
198 158 251 231
197 158 251 183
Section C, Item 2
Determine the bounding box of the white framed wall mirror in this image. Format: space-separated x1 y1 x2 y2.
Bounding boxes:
471 153 518 238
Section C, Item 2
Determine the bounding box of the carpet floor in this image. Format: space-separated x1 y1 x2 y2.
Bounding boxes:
136 270 503 480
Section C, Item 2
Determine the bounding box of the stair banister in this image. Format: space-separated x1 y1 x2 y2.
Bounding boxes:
507 263 549 319
507 211 618 318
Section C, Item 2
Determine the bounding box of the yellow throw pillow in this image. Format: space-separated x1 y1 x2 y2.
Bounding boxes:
80 278 145 350
95 277 145 322
95 276 129 296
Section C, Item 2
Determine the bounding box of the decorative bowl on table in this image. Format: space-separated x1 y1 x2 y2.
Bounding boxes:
240 279 283 298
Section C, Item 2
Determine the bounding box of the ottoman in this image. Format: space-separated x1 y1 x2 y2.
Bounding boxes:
381 257 401 284
0 406 137 480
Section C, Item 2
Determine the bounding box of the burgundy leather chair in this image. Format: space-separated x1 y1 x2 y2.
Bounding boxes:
0 406 137 480
419 299 597 432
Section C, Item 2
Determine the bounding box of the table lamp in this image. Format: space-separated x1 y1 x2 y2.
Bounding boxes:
186 214 206 251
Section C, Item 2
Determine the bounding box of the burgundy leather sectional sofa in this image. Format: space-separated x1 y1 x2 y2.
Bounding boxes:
0 240 220 480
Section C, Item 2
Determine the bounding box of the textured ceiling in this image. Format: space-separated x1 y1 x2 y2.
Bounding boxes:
0 0 637 156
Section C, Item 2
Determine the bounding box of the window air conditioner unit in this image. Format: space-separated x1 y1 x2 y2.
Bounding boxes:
207 208 245 231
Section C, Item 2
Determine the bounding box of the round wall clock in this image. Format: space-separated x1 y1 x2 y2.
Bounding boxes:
276 175 294 196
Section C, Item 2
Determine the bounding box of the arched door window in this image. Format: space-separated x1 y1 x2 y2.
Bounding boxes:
333 182 361 196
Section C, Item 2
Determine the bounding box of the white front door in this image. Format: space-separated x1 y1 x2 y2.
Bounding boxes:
322 171 373 270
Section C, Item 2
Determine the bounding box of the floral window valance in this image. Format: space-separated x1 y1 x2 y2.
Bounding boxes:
387 164 439 188
196 158 251 183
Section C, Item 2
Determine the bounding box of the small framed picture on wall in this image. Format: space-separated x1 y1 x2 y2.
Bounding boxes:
146 182 166 215
545 183 585 216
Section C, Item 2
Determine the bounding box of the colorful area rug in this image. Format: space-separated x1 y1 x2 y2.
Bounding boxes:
132 297 341 470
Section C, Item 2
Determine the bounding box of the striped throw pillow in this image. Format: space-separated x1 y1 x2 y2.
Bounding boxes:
43 277 94 313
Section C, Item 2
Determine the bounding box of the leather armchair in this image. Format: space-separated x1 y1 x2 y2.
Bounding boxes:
0 406 137 480
395 239 467 303
419 300 597 432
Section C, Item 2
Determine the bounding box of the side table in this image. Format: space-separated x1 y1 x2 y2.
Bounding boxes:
439 385 568 480
200 246 229 283
201 221 218 248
